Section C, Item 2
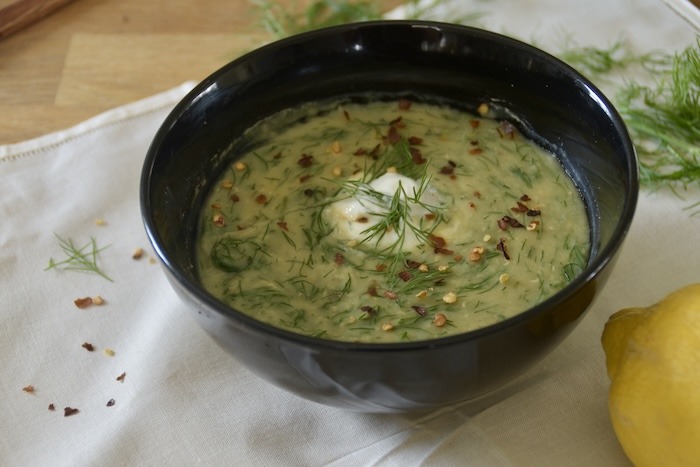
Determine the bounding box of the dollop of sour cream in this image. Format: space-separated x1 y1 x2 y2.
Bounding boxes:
326 172 443 252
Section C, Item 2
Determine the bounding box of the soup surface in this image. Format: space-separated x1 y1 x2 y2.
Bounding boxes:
197 99 590 343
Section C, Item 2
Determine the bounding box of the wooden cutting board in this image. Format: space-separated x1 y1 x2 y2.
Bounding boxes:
0 0 76 39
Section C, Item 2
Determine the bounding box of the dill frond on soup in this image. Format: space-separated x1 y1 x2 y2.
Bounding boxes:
196 99 590 343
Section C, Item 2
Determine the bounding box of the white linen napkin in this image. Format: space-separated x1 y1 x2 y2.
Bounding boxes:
1 0 697 465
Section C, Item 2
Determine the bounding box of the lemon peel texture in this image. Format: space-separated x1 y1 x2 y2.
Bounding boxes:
602 283 700 467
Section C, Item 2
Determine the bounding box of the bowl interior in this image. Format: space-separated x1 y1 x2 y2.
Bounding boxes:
143 21 636 336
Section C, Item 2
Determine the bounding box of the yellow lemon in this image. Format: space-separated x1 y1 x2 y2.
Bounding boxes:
602 283 700 467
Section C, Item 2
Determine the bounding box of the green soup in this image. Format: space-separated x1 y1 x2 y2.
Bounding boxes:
197 99 590 343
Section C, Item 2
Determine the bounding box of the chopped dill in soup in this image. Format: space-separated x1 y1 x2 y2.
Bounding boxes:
197 99 590 343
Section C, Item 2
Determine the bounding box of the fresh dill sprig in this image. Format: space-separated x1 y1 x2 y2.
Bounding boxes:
45 233 113 282
327 169 449 294
383 137 428 179
250 0 483 39
557 37 661 79
616 41 700 191
367 176 444 251
559 37 700 194
251 0 383 37
359 183 414 251
211 237 269 272
334 169 446 257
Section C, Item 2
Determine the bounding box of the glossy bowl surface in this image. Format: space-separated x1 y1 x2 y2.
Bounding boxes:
141 21 638 413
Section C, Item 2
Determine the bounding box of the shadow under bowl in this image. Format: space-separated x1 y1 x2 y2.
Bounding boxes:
141 21 638 413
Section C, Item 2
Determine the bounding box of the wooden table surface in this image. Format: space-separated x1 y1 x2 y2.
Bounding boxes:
0 0 401 145
0 0 696 145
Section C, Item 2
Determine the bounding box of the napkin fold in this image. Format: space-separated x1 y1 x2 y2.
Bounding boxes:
1 1 698 465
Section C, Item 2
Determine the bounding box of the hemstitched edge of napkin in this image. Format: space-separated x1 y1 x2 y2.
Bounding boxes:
0 81 197 162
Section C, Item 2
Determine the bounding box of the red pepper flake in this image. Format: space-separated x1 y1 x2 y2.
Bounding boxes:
64 407 79 417
469 119 480 129
410 147 426 164
384 291 398 300
469 147 483 155
367 284 379 296
255 194 267 205
106 399 115 407
360 305 376 315
81 342 95 352
527 209 541 217
474 191 482 198
375 264 387 272
429 235 454 255
454 254 464 263
355 216 369 223
22 385 35 393
439 165 455 175
497 238 510 260
424 213 436 221
356 146 381 157
116 372 126 382
389 116 404 127
520 194 531 201
303 188 315 197
276 221 288 231
405 259 421 269
298 153 314 167
511 202 529 213
469 202 476 209
386 126 401 144
74 297 93 309
48 404 55 411
299 175 312 183
273 152 282 159
230 193 240 202
398 98 412 110
497 120 516 139
411 305 427 317
429 235 446 249
508 217 524 228
398 270 412 282
408 136 423 145
497 216 524 230
334 252 345 266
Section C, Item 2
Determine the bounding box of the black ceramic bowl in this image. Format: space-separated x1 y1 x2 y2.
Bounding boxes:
141 21 637 413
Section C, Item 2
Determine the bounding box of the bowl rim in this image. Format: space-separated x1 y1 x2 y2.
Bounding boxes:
141 19 639 352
